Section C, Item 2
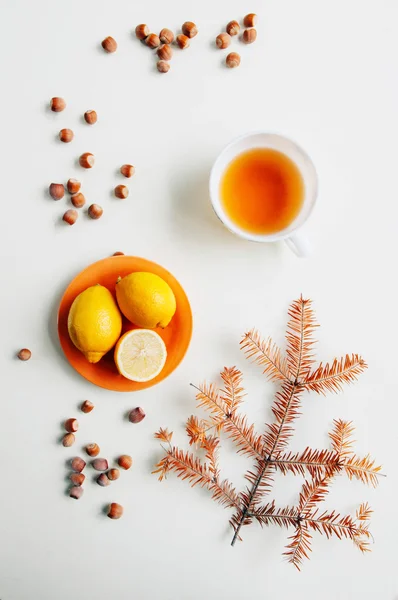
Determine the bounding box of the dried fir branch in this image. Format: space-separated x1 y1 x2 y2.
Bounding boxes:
284 524 313 571
241 330 291 382
285 296 318 380
329 419 355 458
220 366 246 414
273 448 341 478
343 454 383 487
304 355 368 395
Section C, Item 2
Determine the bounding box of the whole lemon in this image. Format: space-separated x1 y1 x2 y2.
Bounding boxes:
68 285 122 363
116 272 176 328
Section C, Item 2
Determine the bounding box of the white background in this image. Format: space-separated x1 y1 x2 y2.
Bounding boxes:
0 1 396 598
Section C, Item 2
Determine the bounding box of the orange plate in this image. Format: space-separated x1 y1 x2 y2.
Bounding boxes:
58 256 193 392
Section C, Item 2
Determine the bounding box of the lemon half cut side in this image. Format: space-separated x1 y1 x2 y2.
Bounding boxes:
114 329 167 382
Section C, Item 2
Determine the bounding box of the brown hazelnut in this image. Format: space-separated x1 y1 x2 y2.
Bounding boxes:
129 407 145 424
107 502 123 519
118 455 133 470
243 13 258 27
102 36 117 53
226 20 240 36
159 28 174 44
59 128 74 143
67 179 81 194
85 443 100 457
120 164 135 178
114 184 129 199
242 28 257 44
84 110 97 125
157 44 173 61
71 457 86 473
107 468 120 481
50 97 66 112
226 52 241 68
71 192 86 208
157 60 170 73
216 33 231 49
63 209 78 225
182 21 198 38
69 486 84 499
92 458 108 471
176 34 190 49
17 348 31 361
97 473 110 487
62 433 75 447
79 153 95 168
88 204 103 219
113 251 124 256
64 418 79 433
145 33 160 48
49 183 65 200
135 24 150 40
80 400 94 413
70 473 85 486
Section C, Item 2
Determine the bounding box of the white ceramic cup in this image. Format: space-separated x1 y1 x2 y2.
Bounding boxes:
209 132 318 257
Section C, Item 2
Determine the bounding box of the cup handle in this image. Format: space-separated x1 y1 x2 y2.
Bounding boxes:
285 232 312 257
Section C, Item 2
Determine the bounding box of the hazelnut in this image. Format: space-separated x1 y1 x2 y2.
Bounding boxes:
92 458 108 471
120 164 135 178
71 457 86 473
114 184 129 199
62 433 75 447
243 13 258 27
67 179 81 194
64 418 79 433
97 473 111 487
113 251 124 256
79 152 95 168
107 468 120 481
80 400 94 413
49 183 65 200
182 21 198 38
157 44 173 61
70 473 85 486
226 20 240 36
17 348 31 361
84 110 97 125
88 204 103 219
50 97 66 112
102 36 117 53
157 60 170 73
69 486 84 500
135 24 150 40
176 34 190 49
63 209 78 225
242 28 257 44
226 52 241 68
107 502 124 519
118 455 133 470
145 33 160 48
59 128 74 143
85 443 100 457
71 192 86 208
216 33 231 49
159 28 174 44
129 407 145 424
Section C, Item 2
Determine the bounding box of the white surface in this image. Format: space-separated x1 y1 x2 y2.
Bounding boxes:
0 1 396 599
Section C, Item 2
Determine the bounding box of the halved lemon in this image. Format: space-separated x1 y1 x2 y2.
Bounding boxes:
114 329 167 382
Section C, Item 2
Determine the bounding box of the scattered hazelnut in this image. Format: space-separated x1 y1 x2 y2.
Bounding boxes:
135 24 150 40
85 443 100 457
62 433 75 447
176 34 190 49
120 164 135 178
80 400 94 413
17 348 31 361
107 502 123 519
226 52 241 68
79 152 95 168
88 204 103 219
59 128 74 143
145 33 160 48
69 486 84 499
243 13 258 28
63 209 78 225
84 110 97 125
67 179 81 194
71 457 86 473
118 455 133 470
71 192 86 208
129 407 146 424
102 36 117 53
92 458 109 471
64 418 79 433
182 21 198 38
107 468 120 481
226 20 240 36
157 44 173 61
242 28 257 44
49 183 65 201
157 60 170 73
159 28 174 44
113 251 124 256
97 473 111 487
50 97 66 112
114 184 129 199
216 33 231 49
70 473 85 486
